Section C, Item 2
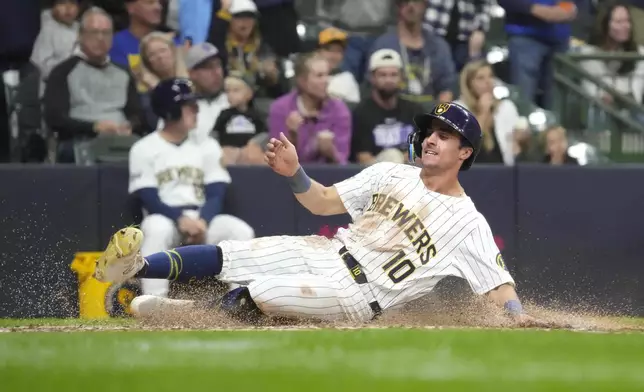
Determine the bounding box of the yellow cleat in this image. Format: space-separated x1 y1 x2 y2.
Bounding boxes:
94 227 145 284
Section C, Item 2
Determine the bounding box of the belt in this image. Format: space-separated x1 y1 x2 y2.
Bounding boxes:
339 246 383 319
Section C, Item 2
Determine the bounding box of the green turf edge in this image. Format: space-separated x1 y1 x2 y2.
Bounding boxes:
1 329 644 392
0 318 137 327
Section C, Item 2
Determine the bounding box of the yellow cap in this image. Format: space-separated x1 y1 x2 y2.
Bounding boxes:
319 27 348 46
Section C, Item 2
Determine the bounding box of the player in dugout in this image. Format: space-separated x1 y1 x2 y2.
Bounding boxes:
127 77 254 299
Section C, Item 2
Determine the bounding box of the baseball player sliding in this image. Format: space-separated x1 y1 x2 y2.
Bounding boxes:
95 79 550 327
128 78 254 298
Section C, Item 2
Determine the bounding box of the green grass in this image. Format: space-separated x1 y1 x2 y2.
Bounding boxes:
1 324 644 391
0 317 136 328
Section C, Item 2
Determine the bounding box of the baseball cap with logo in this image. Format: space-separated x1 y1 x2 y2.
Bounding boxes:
229 0 258 16
185 42 221 70
318 27 348 47
368 49 403 71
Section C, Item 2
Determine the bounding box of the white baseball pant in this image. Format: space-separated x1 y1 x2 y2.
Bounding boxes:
218 235 374 323
140 210 255 297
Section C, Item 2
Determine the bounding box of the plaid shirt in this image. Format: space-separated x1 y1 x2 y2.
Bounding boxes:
424 0 492 41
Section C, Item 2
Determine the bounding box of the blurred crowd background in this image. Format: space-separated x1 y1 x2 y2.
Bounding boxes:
1 0 643 167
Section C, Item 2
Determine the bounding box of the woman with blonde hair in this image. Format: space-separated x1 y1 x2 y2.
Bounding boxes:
455 60 521 165
137 32 189 130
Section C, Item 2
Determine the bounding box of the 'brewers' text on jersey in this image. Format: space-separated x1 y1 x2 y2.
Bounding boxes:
334 162 514 311
128 132 231 207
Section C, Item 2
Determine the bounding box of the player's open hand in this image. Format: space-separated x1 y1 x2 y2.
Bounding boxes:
265 132 300 177
514 313 572 329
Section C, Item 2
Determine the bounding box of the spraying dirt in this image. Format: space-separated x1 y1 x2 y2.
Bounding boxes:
3 278 642 333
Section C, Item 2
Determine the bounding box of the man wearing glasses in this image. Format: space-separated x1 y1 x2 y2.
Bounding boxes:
44 7 144 163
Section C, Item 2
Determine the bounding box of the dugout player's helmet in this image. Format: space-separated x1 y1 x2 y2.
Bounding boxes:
150 78 198 122
408 102 482 171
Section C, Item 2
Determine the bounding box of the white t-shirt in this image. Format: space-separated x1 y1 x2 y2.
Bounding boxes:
328 71 361 103
194 95 230 141
128 131 231 207
156 94 230 142
334 162 514 310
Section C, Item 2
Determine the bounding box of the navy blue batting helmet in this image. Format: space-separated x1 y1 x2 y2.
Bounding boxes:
151 78 198 121
408 102 482 171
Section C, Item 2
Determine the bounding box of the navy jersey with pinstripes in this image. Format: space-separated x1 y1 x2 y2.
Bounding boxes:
333 162 514 312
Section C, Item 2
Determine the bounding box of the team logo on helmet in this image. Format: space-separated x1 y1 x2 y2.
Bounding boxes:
434 103 451 116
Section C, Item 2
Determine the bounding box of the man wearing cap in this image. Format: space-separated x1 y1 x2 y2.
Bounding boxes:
368 0 456 109
351 49 424 165
185 42 230 142
128 78 255 299
268 52 351 165
317 27 361 104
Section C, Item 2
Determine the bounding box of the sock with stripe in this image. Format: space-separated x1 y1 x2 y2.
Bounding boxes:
135 245 223 281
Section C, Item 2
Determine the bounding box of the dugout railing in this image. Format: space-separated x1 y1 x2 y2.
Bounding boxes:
553 51 644 162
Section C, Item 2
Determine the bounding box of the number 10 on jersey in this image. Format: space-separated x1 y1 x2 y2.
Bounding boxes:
382 250 416 283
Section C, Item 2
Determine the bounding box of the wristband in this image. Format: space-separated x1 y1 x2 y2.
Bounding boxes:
287 166 312 194
504 299 524 316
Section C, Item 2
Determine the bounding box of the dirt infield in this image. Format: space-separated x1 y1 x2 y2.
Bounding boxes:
3 293 642 333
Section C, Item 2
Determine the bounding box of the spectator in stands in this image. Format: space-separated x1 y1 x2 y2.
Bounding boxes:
185 42 230 141
513 116 542 162
542 125 579 165
110 0 182 72
178 0 213 45
30 0 80 87
213 71 267 165
217 0 289 99
138 31 189 130
44 7 144 163
268 52 351 164
455 60 520 165
497 0 577 109
580 2 644 105
369 0 456 108
207 0 301 61
316 0 394 84
351 49 423 165
424 0 491 71
318 27 361 105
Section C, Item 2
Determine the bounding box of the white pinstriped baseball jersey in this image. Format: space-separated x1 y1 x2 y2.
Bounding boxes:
129 132 231 207
215 161 514 322
334 162 514 311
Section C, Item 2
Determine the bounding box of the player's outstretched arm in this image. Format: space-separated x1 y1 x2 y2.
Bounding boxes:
486 284 569 329
265 132 348 216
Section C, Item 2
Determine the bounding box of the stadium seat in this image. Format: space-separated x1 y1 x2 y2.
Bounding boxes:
74 134 141 166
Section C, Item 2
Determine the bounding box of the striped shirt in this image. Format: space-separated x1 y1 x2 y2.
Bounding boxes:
424 0 493 41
